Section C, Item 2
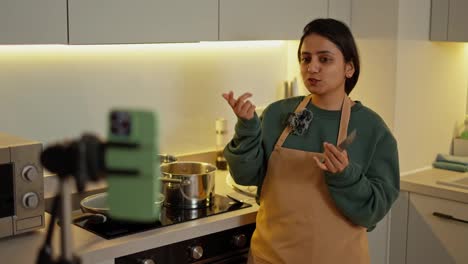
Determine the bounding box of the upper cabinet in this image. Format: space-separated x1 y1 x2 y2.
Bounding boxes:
328 0 352 28
0 0 68 45
219 0 351 41
68 0 218 44
430 0 468 41
0 0 353 45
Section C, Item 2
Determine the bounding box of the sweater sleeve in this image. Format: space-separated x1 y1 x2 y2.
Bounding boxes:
324 128 400 231
223 113 266 186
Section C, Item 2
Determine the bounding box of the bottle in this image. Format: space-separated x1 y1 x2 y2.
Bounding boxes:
283 81 291 99
215 118 228 170
461 115 468 139
290 77 298 97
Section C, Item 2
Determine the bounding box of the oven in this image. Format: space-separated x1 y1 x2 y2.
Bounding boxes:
69 193 254 263
115 223 255 264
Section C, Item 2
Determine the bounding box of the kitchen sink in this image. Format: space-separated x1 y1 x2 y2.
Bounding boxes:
437 176 468 190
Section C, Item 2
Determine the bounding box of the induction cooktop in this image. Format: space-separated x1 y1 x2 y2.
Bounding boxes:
73 194 251 239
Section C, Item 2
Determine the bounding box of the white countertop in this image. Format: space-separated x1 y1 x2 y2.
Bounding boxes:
0 170 259 264
401 168 468 203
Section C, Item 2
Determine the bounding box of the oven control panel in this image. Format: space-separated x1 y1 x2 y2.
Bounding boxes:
115 223 256 264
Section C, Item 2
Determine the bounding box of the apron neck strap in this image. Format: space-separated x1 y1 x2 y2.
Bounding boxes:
276 95 312 147
276 94 352 148
337 96 351 146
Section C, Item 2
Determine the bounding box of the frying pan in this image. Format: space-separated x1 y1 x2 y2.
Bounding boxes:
74 154 172 223
80 192 110 215
75 192 165 224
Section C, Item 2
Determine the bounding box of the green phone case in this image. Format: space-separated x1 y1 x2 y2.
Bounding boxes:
106 109 161 222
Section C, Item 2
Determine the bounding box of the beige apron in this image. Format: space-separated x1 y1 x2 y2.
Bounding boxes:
248 95 369 264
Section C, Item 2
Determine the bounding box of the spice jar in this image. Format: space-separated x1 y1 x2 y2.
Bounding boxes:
215 118 228 170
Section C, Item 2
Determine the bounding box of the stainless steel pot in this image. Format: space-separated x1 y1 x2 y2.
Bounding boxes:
160 161 216 209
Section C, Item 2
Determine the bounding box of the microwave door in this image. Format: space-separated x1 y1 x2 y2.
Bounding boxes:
0 163 14 218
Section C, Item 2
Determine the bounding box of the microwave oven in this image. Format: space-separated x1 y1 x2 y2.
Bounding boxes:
0 132 44 239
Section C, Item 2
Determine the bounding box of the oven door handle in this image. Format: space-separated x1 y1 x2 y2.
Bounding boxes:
210 256 248 264
192 248 249 264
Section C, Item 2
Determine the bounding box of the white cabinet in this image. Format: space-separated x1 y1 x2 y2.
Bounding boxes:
368 213 391 264
389 191 409 264
406 193 468 264
219 0 327 41
430 0 468 41
68 0 218 44
1 0 354 44
0 0 67 44
219 0 351 41
328 0 352 28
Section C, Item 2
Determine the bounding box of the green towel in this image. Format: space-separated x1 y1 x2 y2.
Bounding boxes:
436 154 468 166
433 161 468 172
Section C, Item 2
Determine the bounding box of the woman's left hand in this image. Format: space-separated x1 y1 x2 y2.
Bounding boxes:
313 142 349 173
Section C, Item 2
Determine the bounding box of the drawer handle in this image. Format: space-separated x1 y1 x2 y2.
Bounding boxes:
433 212 468 224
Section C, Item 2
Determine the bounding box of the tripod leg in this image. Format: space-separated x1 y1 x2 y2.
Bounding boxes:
60 177 74 262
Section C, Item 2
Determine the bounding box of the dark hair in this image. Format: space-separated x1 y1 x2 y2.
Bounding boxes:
297 18 360 94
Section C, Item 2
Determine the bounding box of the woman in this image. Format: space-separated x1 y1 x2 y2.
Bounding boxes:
222 18 399 264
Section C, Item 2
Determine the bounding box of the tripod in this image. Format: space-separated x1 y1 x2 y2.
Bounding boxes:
35 109 159 264
36 134 104 264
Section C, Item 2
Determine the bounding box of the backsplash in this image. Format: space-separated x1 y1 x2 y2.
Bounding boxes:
0 40 397 156
0 42 287 155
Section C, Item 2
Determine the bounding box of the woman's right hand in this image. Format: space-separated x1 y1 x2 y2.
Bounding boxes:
222 91 256 120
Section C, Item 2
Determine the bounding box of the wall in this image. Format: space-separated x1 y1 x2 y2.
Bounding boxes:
394 0 468 173
465 44 468 115
0 42 287 155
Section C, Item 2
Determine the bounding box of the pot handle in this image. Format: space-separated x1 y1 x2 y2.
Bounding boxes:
159 177 191 185
160 176 207 201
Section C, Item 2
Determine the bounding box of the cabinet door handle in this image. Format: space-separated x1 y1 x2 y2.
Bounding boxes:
433 212 468 224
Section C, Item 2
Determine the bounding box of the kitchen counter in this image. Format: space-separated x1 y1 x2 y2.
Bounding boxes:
15 161 468 264
401 168 468 203
0 170 258 264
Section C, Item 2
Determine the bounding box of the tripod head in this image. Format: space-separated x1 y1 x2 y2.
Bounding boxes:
41 134 105 193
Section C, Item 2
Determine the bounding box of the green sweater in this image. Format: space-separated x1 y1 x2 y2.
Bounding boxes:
224 96 400 230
